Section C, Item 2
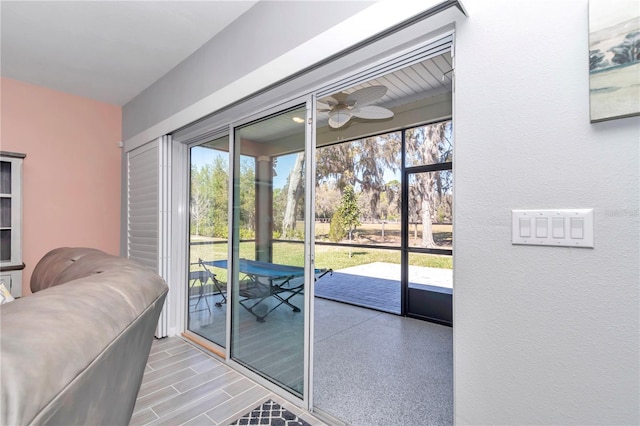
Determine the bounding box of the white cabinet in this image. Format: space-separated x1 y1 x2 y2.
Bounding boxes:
0 152 25 297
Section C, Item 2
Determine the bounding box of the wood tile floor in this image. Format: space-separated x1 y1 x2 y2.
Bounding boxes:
132 337 325 426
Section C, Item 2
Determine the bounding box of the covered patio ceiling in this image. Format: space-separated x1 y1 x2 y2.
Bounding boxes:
238 51 453 153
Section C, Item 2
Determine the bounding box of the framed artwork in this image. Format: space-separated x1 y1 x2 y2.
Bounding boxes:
589 0 640 122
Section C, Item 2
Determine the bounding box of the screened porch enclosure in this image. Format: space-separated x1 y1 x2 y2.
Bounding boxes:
187 117 454 340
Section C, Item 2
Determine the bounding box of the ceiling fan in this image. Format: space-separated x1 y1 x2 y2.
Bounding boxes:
318 85 394 128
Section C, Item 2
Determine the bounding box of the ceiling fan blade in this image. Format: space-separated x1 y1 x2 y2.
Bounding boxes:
318 96 339 108
352 105 394 120
332 92 349 104
346 85 387 107
317 108 332 113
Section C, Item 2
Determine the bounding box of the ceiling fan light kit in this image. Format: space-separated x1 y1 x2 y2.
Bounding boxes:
319 85 394 128
328 106 352 128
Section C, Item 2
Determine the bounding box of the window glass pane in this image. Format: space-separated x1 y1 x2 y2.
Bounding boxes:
0 229 11 261
232 105 307 397
311 245 401 314
316 132 402 247
408 170 453 249
407 252 453 290
0 162 11 194
0 198 10 228
187 135 229 348
238 155 257 255
405 120 453 167
273 152 305 241
407 251 453 324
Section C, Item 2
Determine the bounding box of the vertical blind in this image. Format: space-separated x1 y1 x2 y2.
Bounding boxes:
127 138 170 337
127 141 159 270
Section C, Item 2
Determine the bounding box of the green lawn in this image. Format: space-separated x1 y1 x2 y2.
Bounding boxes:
189 240 452 284
314 221 452 247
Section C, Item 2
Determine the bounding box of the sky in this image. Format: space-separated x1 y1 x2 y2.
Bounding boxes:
272 153 297 189
191 147 298 189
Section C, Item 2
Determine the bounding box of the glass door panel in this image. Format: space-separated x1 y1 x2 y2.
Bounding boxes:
407 170 453 249
187 135 230 348
406 169 453 325
231 105 308 397
407 252 453 324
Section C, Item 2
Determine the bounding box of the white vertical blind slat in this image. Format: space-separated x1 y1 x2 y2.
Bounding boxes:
127 139 171 337
127 141 159 271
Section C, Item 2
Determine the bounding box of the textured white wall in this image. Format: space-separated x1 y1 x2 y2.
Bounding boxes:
122 1 373 140
453 0 639 424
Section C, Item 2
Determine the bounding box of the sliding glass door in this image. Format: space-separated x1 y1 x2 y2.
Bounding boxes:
187 135 230 348
230 102 312 399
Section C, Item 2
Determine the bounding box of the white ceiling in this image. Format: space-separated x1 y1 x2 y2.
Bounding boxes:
0 1 259 105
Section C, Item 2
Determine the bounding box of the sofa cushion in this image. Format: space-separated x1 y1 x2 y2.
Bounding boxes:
30 247 107 293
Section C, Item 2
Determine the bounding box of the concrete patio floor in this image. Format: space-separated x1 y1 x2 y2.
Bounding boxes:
314 262 452 314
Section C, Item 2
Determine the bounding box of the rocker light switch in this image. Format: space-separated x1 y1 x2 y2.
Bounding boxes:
570 217 584 239
552 217 565 238
519 218 531 238
512 209 594 248
535 217 548 238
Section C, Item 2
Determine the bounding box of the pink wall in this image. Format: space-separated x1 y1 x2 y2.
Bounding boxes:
1 77 122 295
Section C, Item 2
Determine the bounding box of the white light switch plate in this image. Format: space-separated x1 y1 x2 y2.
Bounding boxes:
512 209 594 248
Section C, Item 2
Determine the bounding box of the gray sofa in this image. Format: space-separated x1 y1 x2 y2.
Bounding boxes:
0 247 168 425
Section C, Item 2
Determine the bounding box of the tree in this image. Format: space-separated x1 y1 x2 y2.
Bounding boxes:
188 152 231 239
190 164 210 236
405 121 452 248
190 175 209 236
384 179 401 220
282 153 305 239
357 190 374 222
239 158 256 237
209 156 230 237
315 142 355 192
315 182 341 220
378 179 401 241
272 188 286 238
336 185 361 257
328 210 346 242
316 133 401 219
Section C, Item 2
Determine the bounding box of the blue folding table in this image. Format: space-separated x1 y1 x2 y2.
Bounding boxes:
200 258 331 322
